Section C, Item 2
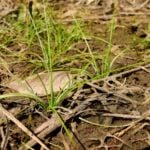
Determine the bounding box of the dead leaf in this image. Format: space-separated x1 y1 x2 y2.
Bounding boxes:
111 45 121 55
5 71 73 96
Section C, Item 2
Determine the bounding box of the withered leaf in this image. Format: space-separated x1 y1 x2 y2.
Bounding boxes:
6 71 73 96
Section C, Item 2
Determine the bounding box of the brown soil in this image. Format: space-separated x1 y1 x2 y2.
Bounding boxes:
0 1 150 150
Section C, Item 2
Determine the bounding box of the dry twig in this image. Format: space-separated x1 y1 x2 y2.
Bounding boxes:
0 104 49 150
21 97 96 148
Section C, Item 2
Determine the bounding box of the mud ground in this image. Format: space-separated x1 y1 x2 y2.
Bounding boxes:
0 0 150 150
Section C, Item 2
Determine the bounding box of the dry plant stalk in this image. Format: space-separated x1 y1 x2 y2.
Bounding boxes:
0 104 49 150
